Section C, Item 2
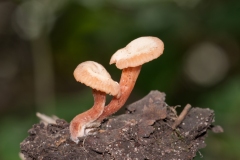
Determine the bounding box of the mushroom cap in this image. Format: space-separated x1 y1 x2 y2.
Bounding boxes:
73 61 119 96
110 36 164 69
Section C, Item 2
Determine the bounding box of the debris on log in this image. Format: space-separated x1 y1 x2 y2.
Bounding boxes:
20 90 222 160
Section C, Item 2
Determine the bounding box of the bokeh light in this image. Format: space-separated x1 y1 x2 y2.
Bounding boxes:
184 42 229 86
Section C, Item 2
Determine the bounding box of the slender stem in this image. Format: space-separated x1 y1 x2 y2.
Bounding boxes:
97 66 142 121
70 90 106 143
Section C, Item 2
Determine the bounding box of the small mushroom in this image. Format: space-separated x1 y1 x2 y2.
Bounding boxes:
69 61 119 143
97 36 164 121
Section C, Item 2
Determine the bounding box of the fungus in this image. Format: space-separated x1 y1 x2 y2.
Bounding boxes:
97 36 164 121
69 61 119 143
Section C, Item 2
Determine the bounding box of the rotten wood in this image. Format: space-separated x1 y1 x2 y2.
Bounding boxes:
20 90 221 160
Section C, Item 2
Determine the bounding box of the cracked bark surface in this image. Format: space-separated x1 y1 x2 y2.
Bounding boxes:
20 90 221 160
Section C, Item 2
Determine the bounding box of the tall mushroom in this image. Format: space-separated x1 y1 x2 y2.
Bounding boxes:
97 36 164 121
69 61 120 143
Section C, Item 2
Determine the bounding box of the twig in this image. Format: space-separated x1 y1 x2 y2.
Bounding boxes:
36 112 58 124
172 104 192 129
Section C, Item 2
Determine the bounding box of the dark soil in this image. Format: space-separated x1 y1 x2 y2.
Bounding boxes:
20 90 221 160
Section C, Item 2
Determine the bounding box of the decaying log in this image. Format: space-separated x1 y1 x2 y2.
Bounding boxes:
20 90 221 160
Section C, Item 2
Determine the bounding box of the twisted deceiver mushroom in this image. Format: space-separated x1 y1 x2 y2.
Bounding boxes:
70 61 120 143
97 36 164 121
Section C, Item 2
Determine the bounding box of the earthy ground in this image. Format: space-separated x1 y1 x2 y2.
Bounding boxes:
20 90 222 160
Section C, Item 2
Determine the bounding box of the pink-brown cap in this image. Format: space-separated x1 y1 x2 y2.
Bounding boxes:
73 61 120 96
110 36 164 69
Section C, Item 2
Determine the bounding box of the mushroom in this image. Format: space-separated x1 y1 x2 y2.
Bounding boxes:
69 61 120 143
97 36 164 121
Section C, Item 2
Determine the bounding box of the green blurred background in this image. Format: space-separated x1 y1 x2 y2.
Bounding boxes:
0 0 239 159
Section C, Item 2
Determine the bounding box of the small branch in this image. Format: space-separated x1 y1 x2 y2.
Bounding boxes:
36 112 58 124
172 104 192 129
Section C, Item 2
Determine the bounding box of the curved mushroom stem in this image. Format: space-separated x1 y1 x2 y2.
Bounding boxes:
69 90 106 143
97 65 142 121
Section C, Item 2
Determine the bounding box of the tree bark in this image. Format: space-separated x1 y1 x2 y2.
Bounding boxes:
20 90 221 160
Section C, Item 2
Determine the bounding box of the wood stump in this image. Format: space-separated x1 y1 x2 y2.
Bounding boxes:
20 90 222 160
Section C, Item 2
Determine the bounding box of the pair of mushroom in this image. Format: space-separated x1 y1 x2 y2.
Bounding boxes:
70 36 164 143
